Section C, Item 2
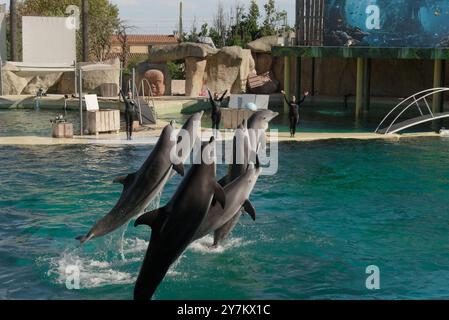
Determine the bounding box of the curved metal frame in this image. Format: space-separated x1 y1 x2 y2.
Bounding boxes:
136 78 157 125
375 87 449 134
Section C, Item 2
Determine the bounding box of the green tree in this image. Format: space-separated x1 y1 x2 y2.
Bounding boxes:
18 0 120 62
260 0 287 36
246 0 261 39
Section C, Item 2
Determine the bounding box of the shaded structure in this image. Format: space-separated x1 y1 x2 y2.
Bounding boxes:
273 0 449 127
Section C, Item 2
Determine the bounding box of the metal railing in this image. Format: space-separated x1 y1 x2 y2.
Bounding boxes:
375 87 449 134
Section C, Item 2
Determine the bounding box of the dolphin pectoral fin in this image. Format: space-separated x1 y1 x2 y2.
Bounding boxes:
113 173 136 186
213 182 226 209
243 200 256 221
113 175 127 184
134 209 161 228
172 163 185 176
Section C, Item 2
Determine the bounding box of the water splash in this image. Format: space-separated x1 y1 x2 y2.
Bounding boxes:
189 235 254 254
146 190 162 212
45 248 135 289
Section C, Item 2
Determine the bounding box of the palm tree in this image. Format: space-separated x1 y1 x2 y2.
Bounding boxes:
10 0 17 61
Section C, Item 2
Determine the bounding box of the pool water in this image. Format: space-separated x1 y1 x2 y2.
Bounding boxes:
3 101 448 138
1 138 449 299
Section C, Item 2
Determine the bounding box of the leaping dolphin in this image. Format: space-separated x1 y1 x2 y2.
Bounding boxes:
75 112 203 244
213 110 278 245
133 137 225 300
192 156 261 244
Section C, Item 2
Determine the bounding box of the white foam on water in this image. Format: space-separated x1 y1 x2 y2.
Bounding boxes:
86 137 158 146
44 235 188 289
46 250 135 289
122 237 149 255
189 235 254 254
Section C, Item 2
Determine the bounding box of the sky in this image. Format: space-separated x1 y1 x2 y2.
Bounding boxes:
110 0 296 34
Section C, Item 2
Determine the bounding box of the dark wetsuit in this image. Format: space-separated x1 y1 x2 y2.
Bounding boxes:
208 90 227 130
124 97 136 140
283 94 307 137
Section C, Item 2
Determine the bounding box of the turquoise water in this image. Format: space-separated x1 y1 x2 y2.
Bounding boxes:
1 138 449 300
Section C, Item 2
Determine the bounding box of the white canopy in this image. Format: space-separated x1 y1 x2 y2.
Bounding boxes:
22 16 76 65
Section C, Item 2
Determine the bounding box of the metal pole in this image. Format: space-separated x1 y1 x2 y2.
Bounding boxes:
74 59 77 97
119 62 123 99
10 0 17 61
311 57 315 96
138 79 143 124
132 68 136 99
79 68 83 136
295 56 302 101
0 58 3 96
355 58 365 120
363 58 371 114
284 56 291 114
432 59 446 131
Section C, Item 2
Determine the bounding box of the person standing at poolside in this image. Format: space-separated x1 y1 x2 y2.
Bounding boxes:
124 90 137 140
281 90 309 138
207 88 228 133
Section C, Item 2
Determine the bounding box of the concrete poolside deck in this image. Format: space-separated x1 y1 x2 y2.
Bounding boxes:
0 129 441 146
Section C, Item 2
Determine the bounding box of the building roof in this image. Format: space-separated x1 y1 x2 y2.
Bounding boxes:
111 34 179 45
105 52 148 60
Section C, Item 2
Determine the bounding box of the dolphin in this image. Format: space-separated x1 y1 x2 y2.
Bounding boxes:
76 112 204 244
170 111 203 177
219 110 278 186
213 110 278 245
247 109 279 132
133 137 225 300
246 109 279 157
76 122 183 244
192 157 261 244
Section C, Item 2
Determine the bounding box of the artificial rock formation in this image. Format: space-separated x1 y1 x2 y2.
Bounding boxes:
185 57 207 96
246 36 278 53
204 46 256 94
147 43 266 96
149 42 218 63
246 36 285 92
57 58 121 96
149 42 217 96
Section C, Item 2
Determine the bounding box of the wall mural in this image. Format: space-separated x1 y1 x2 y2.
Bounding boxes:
323 0 449 47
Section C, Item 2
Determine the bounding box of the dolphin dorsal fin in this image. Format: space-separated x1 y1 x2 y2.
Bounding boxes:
134 208 162 229
172 163 185 176
243 199 256 221
217 174 230 187
212 182 226 209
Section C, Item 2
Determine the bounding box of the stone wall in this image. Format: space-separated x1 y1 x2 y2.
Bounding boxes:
2 58 121 96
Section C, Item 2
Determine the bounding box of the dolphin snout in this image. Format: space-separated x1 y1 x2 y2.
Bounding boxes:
269 112 279 121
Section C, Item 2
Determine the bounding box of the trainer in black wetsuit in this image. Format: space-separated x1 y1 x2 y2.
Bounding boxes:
207 89 228 131
124 90 137 140
281 90 309 137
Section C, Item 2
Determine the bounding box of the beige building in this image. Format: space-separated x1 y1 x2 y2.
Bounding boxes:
109 34 179 61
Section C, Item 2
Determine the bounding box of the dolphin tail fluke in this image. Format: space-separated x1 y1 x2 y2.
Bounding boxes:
75 232 94 245
243 199 256 221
